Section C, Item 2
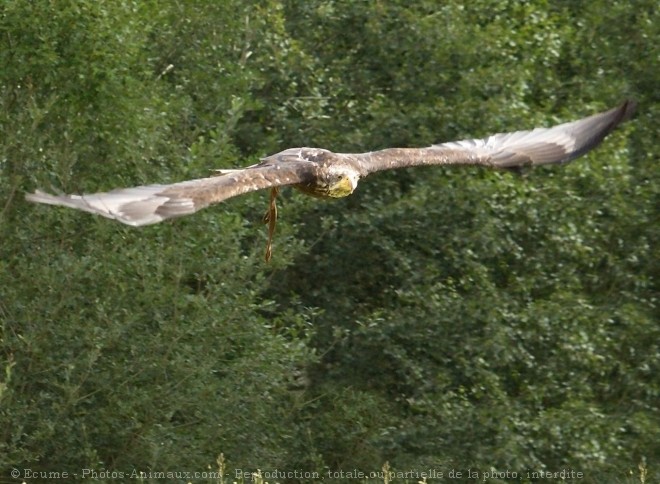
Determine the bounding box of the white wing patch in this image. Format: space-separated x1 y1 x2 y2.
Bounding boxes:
26 186 195 226
436 123 579 167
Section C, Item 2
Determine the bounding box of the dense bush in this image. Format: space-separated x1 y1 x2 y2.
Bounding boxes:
1 1 657 482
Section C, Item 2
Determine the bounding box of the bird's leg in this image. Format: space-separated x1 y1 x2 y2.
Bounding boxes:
263 187 279 262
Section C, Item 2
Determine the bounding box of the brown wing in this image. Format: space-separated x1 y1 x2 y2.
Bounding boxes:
350 100 636 174
26 161 317 226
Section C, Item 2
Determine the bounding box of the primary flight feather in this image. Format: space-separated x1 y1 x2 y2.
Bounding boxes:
27 100 636 259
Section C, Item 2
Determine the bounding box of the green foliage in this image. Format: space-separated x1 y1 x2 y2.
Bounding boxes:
1 0 658 483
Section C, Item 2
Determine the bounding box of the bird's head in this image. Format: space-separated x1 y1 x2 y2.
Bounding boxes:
269 147 361 199
325 164 360 198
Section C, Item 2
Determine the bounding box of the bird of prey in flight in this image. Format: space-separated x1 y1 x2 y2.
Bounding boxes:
27 100 636 261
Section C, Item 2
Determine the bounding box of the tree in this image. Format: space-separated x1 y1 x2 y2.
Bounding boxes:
1 0 657 482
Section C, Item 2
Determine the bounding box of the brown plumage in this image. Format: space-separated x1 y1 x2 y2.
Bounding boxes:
26 100 636 260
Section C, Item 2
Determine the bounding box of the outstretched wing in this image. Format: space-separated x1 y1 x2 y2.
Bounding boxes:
26 161 317 226
350 100 636 174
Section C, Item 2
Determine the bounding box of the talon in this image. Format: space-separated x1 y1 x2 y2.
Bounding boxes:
264 187 279 262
